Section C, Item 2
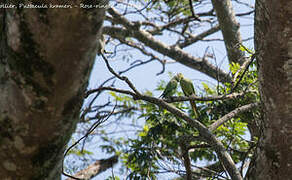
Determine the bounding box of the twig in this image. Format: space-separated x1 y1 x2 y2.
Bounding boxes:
188 144 212 150
86 86 136 99
177 24 220 48
101 54 141 96
231 54 256 92
113 36 166 75
62 105 117 179
188 0 201 21
104 7 232 82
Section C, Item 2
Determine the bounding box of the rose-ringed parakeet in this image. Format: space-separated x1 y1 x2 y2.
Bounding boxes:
177 73 199 118
160 74 181 98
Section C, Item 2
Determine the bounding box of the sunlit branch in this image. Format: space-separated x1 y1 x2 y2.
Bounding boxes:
148 16 197 35
177 24 220 48
105 7 231 82
163 90 257 102
211 0 245 64
209 102 259 132
103 26 230 82
65 155 118 180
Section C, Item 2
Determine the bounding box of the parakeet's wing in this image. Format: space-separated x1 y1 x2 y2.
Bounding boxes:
180 77 195 96
160 78 178 98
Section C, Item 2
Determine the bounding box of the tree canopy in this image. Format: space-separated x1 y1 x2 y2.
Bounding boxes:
65 1 260 179
2 0 290 180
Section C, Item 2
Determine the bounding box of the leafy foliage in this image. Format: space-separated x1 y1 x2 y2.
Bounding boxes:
98 56 260 179
66 0 258 178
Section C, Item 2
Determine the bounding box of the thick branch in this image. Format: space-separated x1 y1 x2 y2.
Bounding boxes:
103 25 230 83
104 7 231 83
66 155 118 180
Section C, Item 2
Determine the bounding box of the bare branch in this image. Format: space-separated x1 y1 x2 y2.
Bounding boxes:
209 102 259 132
109 34 166 75
177 24 221 48
105 7 231 83
86 87 136 98
86 107 138 121
148 16 196 35
232 54 256 92
62 105 116 180
188 0 201 21
101 54 141 96
66 156 118 180
104 25 231 82
236 10 254 17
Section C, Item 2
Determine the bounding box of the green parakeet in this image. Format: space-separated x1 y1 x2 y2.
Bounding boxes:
178 73 199 118
160 74 181 98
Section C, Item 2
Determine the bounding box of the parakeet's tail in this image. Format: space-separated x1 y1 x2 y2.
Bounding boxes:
190 100 199 118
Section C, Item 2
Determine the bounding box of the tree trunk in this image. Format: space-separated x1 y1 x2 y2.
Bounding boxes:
249 0 292 179
0 2 106 179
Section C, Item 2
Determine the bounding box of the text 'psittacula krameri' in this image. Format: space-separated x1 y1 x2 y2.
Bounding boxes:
160 74 181 98
177 73 199 118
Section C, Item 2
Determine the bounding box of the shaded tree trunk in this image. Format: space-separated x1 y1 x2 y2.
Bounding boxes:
0 2 106 179
248 0 292 179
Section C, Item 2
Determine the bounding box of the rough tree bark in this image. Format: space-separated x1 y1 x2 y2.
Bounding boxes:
0 1 107 179
248 0 292 179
